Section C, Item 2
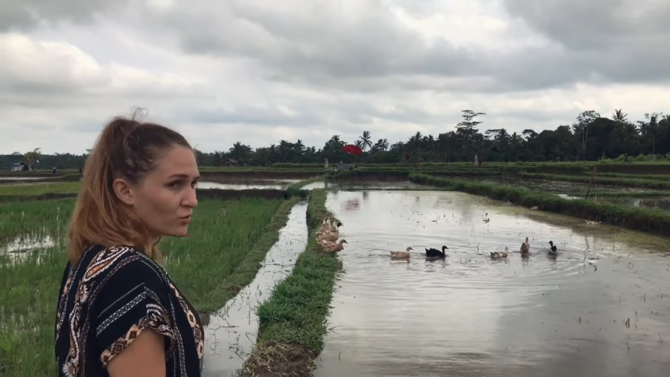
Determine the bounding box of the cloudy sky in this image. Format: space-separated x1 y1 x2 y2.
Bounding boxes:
2 0 669 154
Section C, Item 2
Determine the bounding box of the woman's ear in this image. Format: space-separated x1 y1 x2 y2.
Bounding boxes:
112 178 135 206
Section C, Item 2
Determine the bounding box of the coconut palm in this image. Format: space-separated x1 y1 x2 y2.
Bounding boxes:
612 109 628 123
358 131 373 151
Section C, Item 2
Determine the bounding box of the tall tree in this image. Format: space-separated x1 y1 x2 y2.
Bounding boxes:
358 131 373 151
637 112 663 159
25 148 41 170
572 110 600 160
612 109 628 123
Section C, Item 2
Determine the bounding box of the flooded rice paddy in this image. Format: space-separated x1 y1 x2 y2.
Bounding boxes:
197 179 301 190
302 180 430 191
0 233 57 265
480 177 653 196
202 201 308 377
315 190 670 377
603 197 670 212
0 176 45 180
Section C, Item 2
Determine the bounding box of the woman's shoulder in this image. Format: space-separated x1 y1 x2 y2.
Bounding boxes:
82 244 168 286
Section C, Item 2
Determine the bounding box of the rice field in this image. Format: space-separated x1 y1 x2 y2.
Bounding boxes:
0 182 81 197
0 196 291 376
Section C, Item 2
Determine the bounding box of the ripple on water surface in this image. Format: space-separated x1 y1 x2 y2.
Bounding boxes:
315 190 670 377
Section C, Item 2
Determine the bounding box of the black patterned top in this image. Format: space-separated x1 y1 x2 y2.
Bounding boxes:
54 245 204 376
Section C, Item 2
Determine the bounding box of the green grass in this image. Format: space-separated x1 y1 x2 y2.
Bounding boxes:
583 172 670 181
0 182 81 197
0 199 74 242
161 197 297 314
243 190 340 374
409 173 670 237
0 197 297 376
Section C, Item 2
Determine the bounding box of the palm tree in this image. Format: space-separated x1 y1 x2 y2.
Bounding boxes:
25 148 41 170
358 131 373 151
612 109 628 123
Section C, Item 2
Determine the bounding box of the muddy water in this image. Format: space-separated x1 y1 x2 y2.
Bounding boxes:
0 233 57 265
0 177 44 180
604 197 670 212
197 179 300 190
315 190 670 377
480 177 652 196
302 180 430 191
202 201 309 377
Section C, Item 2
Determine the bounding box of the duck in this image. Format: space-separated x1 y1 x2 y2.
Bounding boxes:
318 218 341 233
490 247 509 259
320 239 347 253
317 232 339 242
520 237 530 254
548 241 558 254
425 245 448 258
316 219 342 242
390 247 413 259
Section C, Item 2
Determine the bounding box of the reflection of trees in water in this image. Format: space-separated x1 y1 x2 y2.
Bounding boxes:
341 198 360 211
450 193 478 225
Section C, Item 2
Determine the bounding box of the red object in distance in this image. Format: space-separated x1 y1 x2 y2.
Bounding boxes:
342 144 363 155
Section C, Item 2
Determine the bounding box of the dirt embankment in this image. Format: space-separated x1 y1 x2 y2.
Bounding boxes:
241 342 317 377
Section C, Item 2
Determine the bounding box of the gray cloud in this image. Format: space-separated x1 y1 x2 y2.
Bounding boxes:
502 0 670 50
151 1 484 81
2 0 670 154
138 0 670 92
0 0 129 31
498 0 670 86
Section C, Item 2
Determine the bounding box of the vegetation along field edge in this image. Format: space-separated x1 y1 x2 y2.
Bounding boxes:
240 190 341 377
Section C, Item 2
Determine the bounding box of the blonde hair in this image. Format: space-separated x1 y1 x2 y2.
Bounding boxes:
66 114 191 265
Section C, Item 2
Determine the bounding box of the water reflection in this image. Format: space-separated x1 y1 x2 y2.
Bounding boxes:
479 177 651 196
202 202 308 377
197 179 300 190
302 180 429 191
315 190 670 377
0 177 44 180
604 197 670 212
0 234 57 264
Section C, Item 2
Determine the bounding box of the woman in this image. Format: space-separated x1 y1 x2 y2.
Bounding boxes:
55 116 203 376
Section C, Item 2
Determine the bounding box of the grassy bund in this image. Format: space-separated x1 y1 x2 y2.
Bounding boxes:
0 191 303 376
241 190 341 377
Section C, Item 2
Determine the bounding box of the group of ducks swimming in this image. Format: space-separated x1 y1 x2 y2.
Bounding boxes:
315 218 560 259
390 238 559 260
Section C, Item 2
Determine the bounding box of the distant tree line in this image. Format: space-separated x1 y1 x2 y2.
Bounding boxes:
3 109 670 170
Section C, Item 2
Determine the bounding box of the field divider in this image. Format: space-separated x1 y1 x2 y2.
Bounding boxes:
408 173 670 237
516 172 670 190
195 196 301 316
240 190 341 377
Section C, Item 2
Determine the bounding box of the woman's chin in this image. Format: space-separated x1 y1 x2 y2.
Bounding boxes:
165 225 190 237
